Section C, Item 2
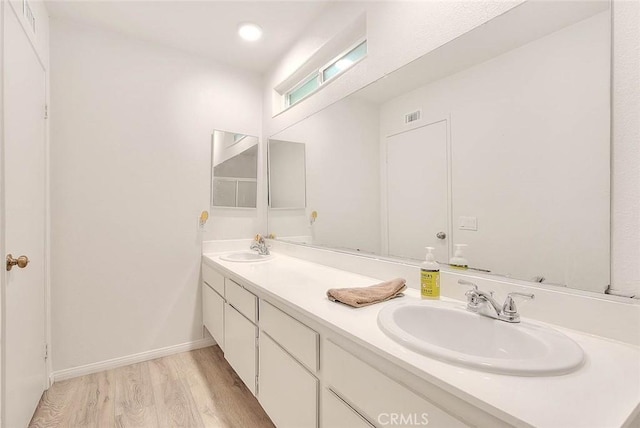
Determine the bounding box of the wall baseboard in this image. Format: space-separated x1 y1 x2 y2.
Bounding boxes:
52 337 216 383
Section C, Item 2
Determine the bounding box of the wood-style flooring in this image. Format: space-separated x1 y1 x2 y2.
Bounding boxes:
29 346 275 428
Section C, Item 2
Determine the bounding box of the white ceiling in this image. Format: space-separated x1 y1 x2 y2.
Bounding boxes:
44 1 331 74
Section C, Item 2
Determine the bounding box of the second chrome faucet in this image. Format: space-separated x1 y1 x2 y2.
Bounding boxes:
459 279 534 323
250 234 270 256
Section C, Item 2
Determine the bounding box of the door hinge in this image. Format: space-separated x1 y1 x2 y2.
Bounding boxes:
44 344 49 360
44 104 48 119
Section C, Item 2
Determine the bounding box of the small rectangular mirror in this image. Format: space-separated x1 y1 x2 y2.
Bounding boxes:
211 130 258 209
268 139 306 209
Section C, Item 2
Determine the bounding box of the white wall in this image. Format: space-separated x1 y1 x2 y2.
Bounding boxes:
269 97 381 254
49 19 262 372
611 0 640 296
380 12 610 292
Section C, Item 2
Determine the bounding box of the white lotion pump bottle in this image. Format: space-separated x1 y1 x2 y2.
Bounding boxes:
450 244 469 269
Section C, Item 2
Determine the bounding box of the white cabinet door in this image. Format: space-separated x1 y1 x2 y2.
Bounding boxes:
260 300 319 372
324 340 467 428
203 283 224 350
322 388 373 428
225 278 258 323
259 333 318 428
202 264 225 296
224 303 257 395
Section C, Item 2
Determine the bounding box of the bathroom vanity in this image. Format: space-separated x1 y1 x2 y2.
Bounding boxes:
201 246 640 428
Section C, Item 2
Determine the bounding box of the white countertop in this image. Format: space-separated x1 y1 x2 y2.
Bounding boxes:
203 251 640 427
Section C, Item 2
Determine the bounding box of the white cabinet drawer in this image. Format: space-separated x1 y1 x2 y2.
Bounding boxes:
202 283 224 350
224 303 257 395
260 300 319 372
322 388 373 428
225 278 257 323
202 263 225 296
324 340 467 428
259 333 318 428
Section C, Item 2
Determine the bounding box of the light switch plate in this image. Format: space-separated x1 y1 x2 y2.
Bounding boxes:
459 216 478 231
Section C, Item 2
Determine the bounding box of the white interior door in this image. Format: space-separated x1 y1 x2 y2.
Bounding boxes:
386 120 449 262
3 8 47 427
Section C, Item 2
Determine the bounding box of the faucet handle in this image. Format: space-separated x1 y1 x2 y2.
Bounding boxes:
502 292 535 321
458 279 478 292
459 280 483 309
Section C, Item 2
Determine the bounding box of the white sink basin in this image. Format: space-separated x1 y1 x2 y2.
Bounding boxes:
219 251 274 263
378 300 584 376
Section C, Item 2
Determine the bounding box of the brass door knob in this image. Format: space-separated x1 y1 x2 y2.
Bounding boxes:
6 254 29 271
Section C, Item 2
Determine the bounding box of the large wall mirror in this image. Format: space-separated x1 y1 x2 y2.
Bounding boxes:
211 130 258 208
268 1 612 294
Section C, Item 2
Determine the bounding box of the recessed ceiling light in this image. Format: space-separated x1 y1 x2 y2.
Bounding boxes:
238 23 263 42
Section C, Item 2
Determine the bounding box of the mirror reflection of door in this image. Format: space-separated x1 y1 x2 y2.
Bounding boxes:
386 120 449 263
211 131 258 209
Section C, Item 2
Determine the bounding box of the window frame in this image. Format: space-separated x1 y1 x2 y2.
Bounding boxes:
319 38 368 85
285 71 321 108
283 38 368 109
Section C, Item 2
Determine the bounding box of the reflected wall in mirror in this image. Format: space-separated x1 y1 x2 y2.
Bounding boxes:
211 130 258 208
268 139 307 209
268 1 611 294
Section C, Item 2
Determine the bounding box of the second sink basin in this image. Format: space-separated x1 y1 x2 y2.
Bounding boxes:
220 251 273 263
378 300 584 376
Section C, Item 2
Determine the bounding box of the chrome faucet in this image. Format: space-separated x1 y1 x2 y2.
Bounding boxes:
250 234 270 255
459 280 534 323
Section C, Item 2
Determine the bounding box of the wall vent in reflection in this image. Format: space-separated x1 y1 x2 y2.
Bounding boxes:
404 110 421 124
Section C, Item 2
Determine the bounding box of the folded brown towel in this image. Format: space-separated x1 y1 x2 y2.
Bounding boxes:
326 278 407 308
